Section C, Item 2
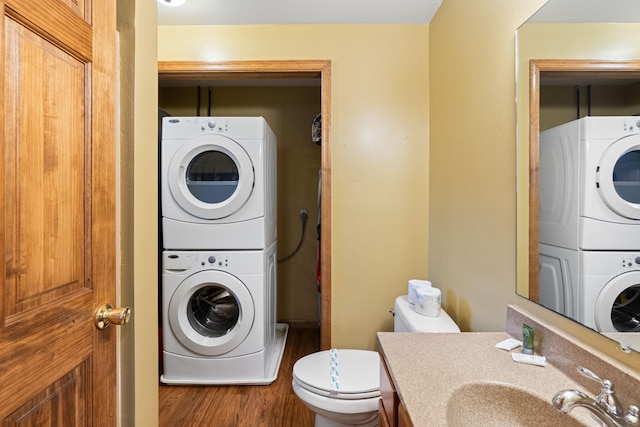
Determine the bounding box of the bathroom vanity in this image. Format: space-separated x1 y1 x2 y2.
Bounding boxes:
377 305 640 426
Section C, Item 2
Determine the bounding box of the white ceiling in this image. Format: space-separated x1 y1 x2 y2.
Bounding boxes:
527 0 640 23
157 0 640 26
157 0 444 25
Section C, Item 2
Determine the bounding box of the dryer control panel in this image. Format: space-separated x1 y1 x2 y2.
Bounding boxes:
622 118 640 133
204 119 229 133
162 116 268 140
580 116 640 139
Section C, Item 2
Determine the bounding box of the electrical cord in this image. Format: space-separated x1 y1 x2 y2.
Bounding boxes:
278 211 308 263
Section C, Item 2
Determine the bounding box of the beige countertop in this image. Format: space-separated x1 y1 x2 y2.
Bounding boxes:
377 331 597 426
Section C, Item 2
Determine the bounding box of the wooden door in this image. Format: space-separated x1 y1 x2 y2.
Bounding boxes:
1 0 118 425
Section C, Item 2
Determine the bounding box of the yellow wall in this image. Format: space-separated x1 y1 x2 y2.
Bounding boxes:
159 85 322 322
119 0 159 424
428 0 545 332
157 25 430 350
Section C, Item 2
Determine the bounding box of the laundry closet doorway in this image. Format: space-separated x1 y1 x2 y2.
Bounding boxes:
158 60 332 349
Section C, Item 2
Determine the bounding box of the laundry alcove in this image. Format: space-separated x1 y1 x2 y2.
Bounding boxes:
158 60 333 350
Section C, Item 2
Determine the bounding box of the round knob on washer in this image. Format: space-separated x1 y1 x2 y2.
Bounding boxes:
635 256 640 265
208 255 216 264
208 120 216 129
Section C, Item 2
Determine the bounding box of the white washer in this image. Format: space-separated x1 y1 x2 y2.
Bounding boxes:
539 116 640 250
161 116 277 250
539 243 578 319
161 244 288 385
578 250 640 333
540 245 640 333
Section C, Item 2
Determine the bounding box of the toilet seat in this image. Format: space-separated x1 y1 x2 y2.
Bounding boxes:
292 379 380 419
292 349 381 400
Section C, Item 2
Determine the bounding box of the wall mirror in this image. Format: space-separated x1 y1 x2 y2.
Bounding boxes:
516 0 640 353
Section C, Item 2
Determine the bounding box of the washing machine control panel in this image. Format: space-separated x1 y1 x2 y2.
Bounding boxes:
199 253 229 268
163 252 230 272
621 255 640 268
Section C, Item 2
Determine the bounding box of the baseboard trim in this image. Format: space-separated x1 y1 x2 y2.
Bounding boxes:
282 320 320 329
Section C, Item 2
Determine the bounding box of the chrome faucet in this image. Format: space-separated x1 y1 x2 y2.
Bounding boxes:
552 366 639 427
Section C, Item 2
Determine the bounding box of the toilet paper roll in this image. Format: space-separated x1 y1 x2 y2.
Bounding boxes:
415 286 441 317
407 279 432 304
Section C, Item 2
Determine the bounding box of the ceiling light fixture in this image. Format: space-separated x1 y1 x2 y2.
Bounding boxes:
158 0 187 7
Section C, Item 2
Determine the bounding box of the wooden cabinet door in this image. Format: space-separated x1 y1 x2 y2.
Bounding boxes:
398 402 413 427
379 399 392 427
380 356 398 426
1 0 118 424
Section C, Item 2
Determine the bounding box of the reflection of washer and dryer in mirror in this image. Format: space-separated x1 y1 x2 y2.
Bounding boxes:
539 116 640 334
160 116 287 385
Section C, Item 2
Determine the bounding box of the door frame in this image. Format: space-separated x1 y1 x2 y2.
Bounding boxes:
158 60 332 349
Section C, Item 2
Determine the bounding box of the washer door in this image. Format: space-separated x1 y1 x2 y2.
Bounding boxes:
595 271 640 333
167 134 255 220
168 270 255 356
596 134 640 220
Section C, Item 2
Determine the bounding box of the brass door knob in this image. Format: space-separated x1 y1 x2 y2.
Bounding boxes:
95 303 131 330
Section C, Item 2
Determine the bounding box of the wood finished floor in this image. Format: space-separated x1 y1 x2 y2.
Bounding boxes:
159 326 320 427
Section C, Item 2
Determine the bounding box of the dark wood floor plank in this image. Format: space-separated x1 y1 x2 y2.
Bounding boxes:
159 326 319 427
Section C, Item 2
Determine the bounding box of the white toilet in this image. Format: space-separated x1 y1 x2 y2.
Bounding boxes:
292 295 460 427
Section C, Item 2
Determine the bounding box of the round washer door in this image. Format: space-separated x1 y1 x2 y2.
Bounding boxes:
596 134 640 220
167 134 255 220
168 270 255 356
595 271 640 333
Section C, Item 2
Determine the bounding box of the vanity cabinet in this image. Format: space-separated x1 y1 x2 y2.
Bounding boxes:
398 403 412 427
378 400 391 427
379 356 413 427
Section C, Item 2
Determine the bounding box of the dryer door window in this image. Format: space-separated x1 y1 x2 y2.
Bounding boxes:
596 135 640 220
169 270 255 356
595 271 640 333
186 151 239 204
168 134 255 220
612 150 640 204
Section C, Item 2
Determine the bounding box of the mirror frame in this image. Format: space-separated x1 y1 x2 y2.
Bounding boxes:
528 59 640 304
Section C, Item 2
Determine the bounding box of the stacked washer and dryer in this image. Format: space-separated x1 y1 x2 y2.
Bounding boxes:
160 116 288 385
539 116 640 334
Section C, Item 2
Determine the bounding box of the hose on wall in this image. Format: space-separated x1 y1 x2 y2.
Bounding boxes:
278 211 308 263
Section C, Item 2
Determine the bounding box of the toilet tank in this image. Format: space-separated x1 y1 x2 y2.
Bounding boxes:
393 295 460 333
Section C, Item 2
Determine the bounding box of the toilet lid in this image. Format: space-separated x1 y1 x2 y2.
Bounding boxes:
292 349 380 399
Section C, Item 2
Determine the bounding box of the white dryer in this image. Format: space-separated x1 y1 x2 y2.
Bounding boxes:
162 116 277 250
539 116 640 250
160 244 288 385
